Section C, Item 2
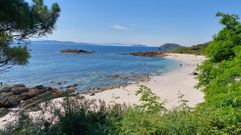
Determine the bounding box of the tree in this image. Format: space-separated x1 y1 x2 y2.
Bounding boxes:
0 0 60 70
197 12 241 130
204 12 241 62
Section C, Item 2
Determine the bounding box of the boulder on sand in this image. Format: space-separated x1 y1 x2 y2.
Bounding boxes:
191 71 199 76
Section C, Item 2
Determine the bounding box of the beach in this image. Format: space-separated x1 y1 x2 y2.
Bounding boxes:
0 53 206 129
84 53 206 109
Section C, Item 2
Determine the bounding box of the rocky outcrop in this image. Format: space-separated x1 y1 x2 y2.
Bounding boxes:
60 49 94 54
135 74 150 82
0 84 64 108
129 51 166 57
111 74 128 79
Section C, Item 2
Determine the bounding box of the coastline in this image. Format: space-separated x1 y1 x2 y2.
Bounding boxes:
84 53 206 109
0 53 206 129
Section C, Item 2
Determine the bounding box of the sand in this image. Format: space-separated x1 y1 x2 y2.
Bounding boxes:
84 53 206 109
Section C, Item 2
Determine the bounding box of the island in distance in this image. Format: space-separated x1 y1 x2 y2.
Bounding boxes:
60 49 95 54
159 43 184 50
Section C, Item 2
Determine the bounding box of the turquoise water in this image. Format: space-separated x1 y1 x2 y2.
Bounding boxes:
0 43 179 92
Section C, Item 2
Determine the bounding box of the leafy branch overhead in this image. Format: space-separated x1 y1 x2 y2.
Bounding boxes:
0 0 60 70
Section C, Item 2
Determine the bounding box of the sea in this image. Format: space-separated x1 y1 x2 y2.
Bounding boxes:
0 42 179 92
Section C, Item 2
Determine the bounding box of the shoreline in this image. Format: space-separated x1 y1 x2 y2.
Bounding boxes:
0 53 206 129
84 53 206 109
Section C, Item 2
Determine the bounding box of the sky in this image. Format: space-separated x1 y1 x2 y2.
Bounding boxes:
31 0 241 46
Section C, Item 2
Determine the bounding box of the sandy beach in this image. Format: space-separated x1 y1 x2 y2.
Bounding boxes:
84 53 206 109
0 53 206 129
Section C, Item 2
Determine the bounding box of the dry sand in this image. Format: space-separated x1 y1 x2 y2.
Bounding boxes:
84 53 206 109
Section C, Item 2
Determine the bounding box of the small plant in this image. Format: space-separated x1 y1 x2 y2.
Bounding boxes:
135 85 166 113
177 91 191 111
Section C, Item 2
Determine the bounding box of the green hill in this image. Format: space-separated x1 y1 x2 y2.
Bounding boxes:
159 43 184 50
169 42 210 55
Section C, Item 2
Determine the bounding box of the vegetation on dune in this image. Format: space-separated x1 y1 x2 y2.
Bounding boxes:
1 11 241 135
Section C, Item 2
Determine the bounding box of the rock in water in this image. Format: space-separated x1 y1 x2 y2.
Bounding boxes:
60 49 95 54
12 84 26 87
35 85 44 89
111 74 128 79
129 51 166 57
67 87 76 93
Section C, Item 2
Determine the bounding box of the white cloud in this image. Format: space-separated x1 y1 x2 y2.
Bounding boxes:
111 24 129 30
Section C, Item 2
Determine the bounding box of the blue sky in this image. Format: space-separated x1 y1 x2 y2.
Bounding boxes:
33 0 241 46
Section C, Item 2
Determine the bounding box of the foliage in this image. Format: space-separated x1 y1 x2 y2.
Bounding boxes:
196 12 241 134
135 85 166 113
0 0 60 70
117 91 208 135
168 42 209 55
0 96 129 135
51 96 128 135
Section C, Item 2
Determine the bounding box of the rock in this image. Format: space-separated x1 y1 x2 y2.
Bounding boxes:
111 74 128 79
0 92 13 99
67 87 76 93
0 95 7 102
0 108 9 117
20 91 36 100
20 88 45 100
136 75 150 82
57 82 62 85
11 87 29 95
2 84 26 93
12 84 25 87
37 88 47 94
2 87 12 93
0 84 65 108
45 87 53 91
52 88 60 93
111 74 119 78
7 95 21 107
129 51 166 57
66 84 78 88
191 71 199 76
90 93 95 96
0 95 21 108
35 85 44 89
60 49 95 54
